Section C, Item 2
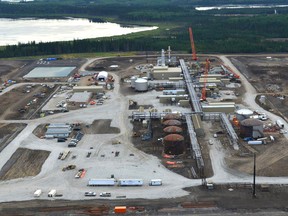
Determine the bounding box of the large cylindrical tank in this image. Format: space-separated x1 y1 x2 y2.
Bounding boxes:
135 78 148 91
163 113 181 120
163 134 184 155
130 76 137 88
240 118 264 138
162 119 182 126
235 109 253 122
163 126 183 134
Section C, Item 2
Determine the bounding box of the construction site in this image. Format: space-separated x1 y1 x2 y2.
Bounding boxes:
0 29 288 215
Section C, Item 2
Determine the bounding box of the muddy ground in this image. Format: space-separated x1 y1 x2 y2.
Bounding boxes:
0 148 50 180
0 123 26 152
0 84 57 120
230 56 288 120
0 184 288 215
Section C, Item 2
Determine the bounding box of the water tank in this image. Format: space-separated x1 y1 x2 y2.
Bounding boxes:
240 118 264 138
163 119 182 126
163 126 183 134
235 109 253 122
130 76 137 88
163 134 184 155
135 78 148 92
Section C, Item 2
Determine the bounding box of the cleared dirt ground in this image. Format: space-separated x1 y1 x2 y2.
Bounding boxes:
230 56 288 120
0 148 50 180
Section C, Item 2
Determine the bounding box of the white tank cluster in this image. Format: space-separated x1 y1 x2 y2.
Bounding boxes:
130 76 138 88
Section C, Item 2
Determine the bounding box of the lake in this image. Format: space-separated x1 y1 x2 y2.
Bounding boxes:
196 4 288 11
0 18 158 46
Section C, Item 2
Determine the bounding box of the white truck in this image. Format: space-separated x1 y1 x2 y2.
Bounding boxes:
34 189 42 197
48 189 57 197
149 179 162 186
276 120 284 129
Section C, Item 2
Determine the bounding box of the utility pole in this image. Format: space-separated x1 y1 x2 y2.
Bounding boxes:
252 153 256 198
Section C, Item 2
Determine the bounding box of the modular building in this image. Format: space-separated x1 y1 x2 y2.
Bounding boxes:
118 179 143 186
202 105 235 114
73 86 104 93
88 179 116 186
45 123 71 138
152 66 182 80
158 95 189 104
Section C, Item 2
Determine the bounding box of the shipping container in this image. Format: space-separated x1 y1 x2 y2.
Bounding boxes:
248 140 263 145
114 206 126 214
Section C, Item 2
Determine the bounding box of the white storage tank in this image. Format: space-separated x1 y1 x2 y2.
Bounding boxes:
130 76 137 88
135 78 148 92
235 109 253 122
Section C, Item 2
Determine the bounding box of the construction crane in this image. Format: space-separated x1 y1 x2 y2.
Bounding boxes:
201 58 210 101
189 27 197 61
221 64 240 79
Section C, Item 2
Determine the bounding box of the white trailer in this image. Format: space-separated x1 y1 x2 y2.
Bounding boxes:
88 179 115 186
118 179 143 186
149 179 162 186
48 189 57 197
34 189 42 197
276 120 284 129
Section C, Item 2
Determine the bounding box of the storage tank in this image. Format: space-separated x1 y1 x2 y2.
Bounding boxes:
130 76 137 88
163 113 181 120
162 119 182 126
163 134 184 155
235 109 253 122
135 78 148 92
240 118 264 138
163 126 183 134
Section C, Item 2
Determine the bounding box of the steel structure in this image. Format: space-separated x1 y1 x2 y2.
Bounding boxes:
220 113 239 150
189 27 197 61
185 114 204 176
179 59 202 113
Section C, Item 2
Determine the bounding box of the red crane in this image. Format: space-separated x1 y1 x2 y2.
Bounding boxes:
189 27 197 61
201 58 210 101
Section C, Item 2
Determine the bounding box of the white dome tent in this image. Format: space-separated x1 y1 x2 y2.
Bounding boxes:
97 71 108 81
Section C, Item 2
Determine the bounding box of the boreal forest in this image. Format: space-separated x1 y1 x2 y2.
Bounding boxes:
1 0 288 57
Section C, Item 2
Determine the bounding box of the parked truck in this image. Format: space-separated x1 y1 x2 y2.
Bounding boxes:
48 189 57 197
276 120 284 129
34 189 42 197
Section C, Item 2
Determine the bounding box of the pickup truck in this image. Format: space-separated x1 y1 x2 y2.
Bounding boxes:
100 192 111 197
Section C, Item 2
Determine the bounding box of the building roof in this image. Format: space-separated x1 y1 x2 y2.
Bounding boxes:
69 92 92 103
73 86 103 90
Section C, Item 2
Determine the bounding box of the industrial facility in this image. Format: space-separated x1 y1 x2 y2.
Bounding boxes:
0 32 287 212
